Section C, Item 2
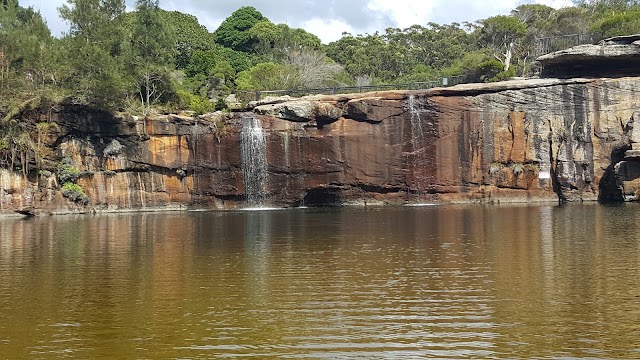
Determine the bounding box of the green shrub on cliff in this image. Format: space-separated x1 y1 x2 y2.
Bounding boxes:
56 156 90 204
61 182 89 205
174 89 213 115
103 139 124 157
56 157 81 184
190 95 214 115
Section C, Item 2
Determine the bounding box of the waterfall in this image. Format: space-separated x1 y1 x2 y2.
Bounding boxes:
240 116 269 205
408 94 424 148
406 95 432 203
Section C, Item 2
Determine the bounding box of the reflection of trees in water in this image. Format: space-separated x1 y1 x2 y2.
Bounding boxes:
4 207 640 357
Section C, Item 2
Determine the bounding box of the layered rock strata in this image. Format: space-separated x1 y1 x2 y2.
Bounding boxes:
1 76 640 214
538 34 640 78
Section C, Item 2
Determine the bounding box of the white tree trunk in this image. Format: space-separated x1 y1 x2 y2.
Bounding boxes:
503 42 514 72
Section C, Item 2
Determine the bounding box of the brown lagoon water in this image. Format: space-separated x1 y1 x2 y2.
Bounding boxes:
1 204 640 359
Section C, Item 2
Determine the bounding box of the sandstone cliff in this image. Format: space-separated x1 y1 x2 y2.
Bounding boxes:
538 34 640 78
2 76 640 214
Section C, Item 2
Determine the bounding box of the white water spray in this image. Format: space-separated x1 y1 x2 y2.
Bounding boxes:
408 94 425 149
406 95 432 203
240 116 269 205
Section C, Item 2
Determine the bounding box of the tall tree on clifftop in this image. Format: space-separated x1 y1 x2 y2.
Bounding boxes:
479 15 526 72
213 6 265 52
130 0 175 113
58 0 128 107
59 0 125 49
574 0 640 11
0 0 53 97
158 10 217 69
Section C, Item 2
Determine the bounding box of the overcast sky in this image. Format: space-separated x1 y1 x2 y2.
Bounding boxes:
19 0 574 43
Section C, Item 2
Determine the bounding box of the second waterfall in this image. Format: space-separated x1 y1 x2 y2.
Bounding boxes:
240 115 269 205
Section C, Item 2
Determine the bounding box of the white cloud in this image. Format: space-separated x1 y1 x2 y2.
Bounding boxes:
535 0 574 8
18 0 580 41
366 0 436 29
302 18 356 43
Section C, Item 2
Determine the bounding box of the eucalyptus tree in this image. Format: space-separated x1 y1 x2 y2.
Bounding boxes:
213 6 265 52
129 0 175 112
157 10 217 69
249 20 322 60
58 0 128 107
590 4 640 37
479 15 526 72
0 1 51 174
183 46 251 97
574 0 640 12
244 19 335 89
0 0 52 93
383 23 478 70
326 33 412 83
546 7 591 36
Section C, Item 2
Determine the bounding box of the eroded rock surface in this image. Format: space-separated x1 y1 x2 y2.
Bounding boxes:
2 76 640 214
538 34 640 77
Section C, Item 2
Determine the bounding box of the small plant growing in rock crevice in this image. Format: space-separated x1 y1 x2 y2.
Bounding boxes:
489 162 504 176
56 157 81 183
56 157 90 205
510 163 525 176
103 139 125 157
61 182 89 205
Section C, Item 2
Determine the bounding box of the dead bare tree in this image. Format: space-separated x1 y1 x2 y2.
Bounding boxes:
286 50 344 88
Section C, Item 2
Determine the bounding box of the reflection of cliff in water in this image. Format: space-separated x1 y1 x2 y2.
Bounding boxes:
3 206 640 358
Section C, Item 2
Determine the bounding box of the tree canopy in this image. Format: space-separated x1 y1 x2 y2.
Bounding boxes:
213 6 265 52
2 0 640 118
158 10 217 69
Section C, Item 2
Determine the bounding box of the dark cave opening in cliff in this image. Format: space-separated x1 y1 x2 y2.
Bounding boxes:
303 188 342 207
599 144 631 203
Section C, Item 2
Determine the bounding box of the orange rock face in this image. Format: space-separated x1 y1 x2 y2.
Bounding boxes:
1 77 639 214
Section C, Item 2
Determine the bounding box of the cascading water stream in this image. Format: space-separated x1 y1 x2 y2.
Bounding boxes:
408 94 424 149
240 116 269 206
406 95 432 204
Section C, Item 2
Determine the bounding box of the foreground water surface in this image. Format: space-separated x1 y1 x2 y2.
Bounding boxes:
1 204 640 359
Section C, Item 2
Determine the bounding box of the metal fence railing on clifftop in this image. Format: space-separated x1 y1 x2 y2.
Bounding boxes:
534 33 595 59
239 75 471 102
532 33 596 75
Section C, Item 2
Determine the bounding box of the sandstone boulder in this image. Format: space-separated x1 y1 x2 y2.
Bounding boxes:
247 95 293 109
346 98 404 123
254 100 343 124
254 100 315 122
537 34 640 78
